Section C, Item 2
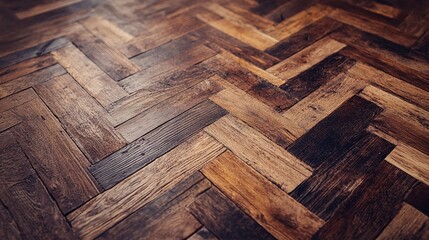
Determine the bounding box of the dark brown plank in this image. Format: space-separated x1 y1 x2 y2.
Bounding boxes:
0 201 21 240
0 54 56 84
99 172 210 239
0 37 69 69
0 64 66 98
291 133 395 220
34 74 127 163
91 100 227 189
288 96 383 168
265 17 342 60
188 187 276 240
70 29 140 81
191 26 280 69
314 161 417 239
187 227 218 240
11 99 100 213
0 131 76 239
405 182 429 216
279 53 357 104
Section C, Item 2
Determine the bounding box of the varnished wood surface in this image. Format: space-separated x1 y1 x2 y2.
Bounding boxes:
0 0 428 239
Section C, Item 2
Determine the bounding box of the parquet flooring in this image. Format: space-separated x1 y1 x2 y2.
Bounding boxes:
0 0 428 239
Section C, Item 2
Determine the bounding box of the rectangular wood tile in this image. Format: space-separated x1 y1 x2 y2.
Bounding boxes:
14 0 82 19
202 151 325 239
188 187 275 240
0 54 56 84
205 115 312 193
291 133 395 220
35 74 127 163
0 88 38 113
91 100 227 189
0 201 21 240
51 45 128 107
11 99 100 213
288 95 383 168
117 78 223 142
0 132 76 239
0 111 20 132
99 172 210 239
68 132 226 239
0 64 66 98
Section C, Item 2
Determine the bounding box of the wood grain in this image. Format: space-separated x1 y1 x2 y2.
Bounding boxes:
68 132 226 239
202 151 325 240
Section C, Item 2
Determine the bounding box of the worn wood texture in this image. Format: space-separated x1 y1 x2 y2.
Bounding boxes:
1 0 428 238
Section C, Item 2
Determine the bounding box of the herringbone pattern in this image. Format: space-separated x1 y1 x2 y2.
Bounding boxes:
0 0 428 239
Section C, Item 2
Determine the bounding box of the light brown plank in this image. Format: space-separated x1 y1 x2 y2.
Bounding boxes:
15 0 82 19
51 45 128 107
202 151 325 239
67 132 225 239
205 115 312 193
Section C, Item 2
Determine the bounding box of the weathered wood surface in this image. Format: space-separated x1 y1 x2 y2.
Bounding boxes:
1 0 428 238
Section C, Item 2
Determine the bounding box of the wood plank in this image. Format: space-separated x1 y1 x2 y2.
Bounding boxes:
385 144 429 186
0 131 76 239
265 17 342 60
405 183 429 216
328 7 417 46
191 26 280 69
205 115 312 193
282 74 368 137
360 85 429 155
68 132 226 239
0 64 66 98
201 54 296 111
196 7 277 50
210 82 297 148
34 74 126 163
347 62 429 111
288 95 383 168
267 37 346 80
117 78 223 142
291 133 395 220
0 201 21 240
279 52 356 104
11 99 100 213
202 151 325 239
264 0 318 23
266 4 333 40
0 88 38 113
377 204 429 240
124 15 204 57
51 45 128 107
188 187 275 240
314 161 417 239
0 111 20 132
70 28 140 81
121 44 216 93
108 64 213 125
14 0 82 19
99 172 210 239
0 54 56 84
0 38 69 69
91 100 227 189
80 15 134 49
187 227 218 240
331 25 429 83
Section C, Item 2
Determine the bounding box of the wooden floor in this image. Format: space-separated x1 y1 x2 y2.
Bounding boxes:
1 0 429 239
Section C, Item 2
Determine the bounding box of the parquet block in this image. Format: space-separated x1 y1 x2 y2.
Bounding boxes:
11 99 100 213
68 132 226 239
35 74 127 163
202 151 325 239
205 115 312 192
188 187 275 240
0 54 56 84
91 100 227 189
